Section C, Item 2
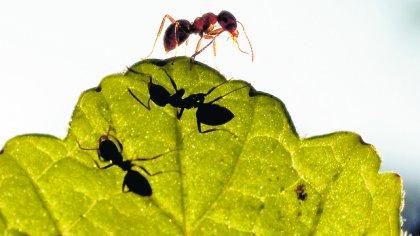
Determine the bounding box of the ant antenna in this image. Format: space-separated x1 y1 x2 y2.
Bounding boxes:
208 84 250 104
76 139 97 151
204 79 230 96
126 67 152 85
237 21 254 62
133 166 180 177
180 128 239 142
232 37 249 56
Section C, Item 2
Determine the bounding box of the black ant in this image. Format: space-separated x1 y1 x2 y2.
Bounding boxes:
126 68 249 134
146 10 254 61
77 129 176 197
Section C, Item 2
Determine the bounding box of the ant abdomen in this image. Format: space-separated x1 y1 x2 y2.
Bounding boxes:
196 103 234 126
123 170 152 197
164 20 191 52
149 84 171 106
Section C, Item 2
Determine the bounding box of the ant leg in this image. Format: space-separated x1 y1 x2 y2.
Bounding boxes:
137 166 180 177
207 28 224 36
197 119 216 134
207 84 249 104
203 32 220 57
137 166 163 177
176 108 185 119
76 139 97 151
132 149 178 162
75 140 106 163
184 37 189 55
191 37 215 60
212 37 217 57
93 160 114 169
197 120 238 137
162 70 178 91
169 21 181 65
128 88 151 110
145 14 177 58
195 36 204 55
191 28 224 60
171 46 178 65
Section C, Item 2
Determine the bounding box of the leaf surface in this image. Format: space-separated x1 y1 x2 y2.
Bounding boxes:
0 57 402 235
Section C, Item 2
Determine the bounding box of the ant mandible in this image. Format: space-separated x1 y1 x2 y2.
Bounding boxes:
145 10 254 61
126 68 249 134
77 128 176 196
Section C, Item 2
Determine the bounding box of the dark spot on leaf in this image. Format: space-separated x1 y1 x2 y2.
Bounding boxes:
7 228 27 235
393 173 400 178
332 173 340 181
295 184 308 201
258 203 265 210
297 211 302 217
95 86 102 92
279 186 285 192
316 206 323 215
277 210 284 220
0 149 3 154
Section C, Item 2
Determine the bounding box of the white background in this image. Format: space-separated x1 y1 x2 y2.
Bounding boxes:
0 0 419 232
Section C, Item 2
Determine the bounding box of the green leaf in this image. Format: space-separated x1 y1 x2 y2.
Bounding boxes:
0 57 402 235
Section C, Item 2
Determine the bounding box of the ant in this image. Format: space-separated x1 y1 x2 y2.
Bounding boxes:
77 128 176 197
146 10 254 61
126 68 249 134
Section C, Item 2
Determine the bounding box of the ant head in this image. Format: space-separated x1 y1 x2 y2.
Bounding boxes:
217 11 237 33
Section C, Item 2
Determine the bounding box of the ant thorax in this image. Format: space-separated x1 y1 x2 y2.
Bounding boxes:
181 93 206 109
119 160 134 172
168 89 185 107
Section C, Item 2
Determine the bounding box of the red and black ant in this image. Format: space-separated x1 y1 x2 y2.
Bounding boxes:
146 10 254 61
